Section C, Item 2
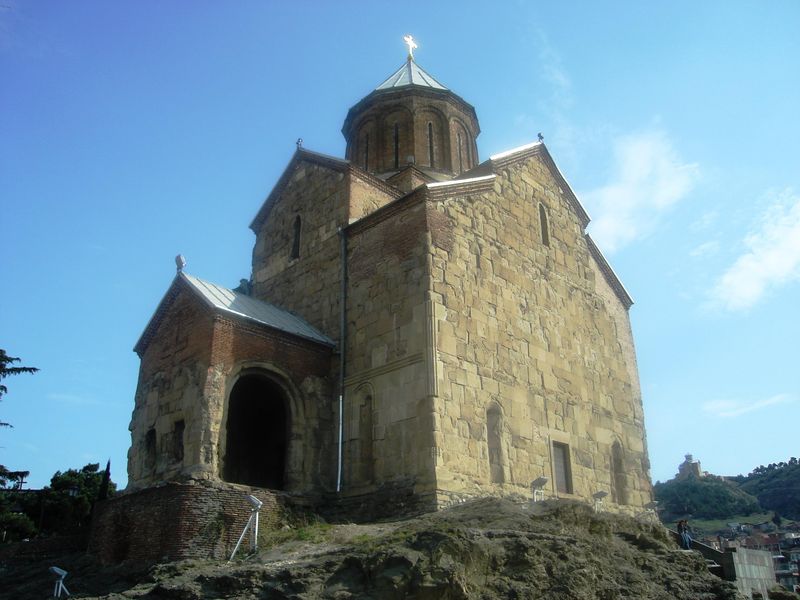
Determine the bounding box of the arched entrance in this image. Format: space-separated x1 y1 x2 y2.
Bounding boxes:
223 373 289 489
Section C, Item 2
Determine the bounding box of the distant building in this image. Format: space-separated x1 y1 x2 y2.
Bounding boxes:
676 453 706 479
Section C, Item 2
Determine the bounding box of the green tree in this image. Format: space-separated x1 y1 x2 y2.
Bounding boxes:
654 475 761 520
35 462 117 534
0 348 38 428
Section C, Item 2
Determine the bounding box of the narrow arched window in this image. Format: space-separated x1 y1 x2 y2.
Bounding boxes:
144 428 156 471
291 215 301 259
487 405 505 484
427 122 434 168
393 123 399 169
363 133 369 171
457 132 464 173
611 441 629 505
539 203 550 247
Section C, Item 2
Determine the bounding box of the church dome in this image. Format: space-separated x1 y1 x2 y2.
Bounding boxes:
342 55 480 179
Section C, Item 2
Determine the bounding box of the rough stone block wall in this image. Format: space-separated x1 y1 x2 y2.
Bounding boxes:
88 481 283 564
427 156 651 511
348 172 398 221
252 161 347 339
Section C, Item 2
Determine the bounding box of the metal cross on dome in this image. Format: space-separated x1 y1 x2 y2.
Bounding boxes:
403 34 418 59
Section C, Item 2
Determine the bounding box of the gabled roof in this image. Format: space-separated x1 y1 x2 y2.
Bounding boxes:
460 141 591 228
375 58 448 91
457 140 634 309
249 147 402 232
134 272 334 356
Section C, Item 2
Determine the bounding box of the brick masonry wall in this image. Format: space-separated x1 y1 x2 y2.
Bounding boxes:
340 196 436 496
208 317 335 492
128 279 335 494
344 92 479 178
427 155 652 512
88 481 284 564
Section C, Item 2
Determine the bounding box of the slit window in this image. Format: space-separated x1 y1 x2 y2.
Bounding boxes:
364 133 369 171
291 215 301 259
427 122 434 168
393 123 399 169
552 441 573 494
539 203 550 247
457 132 464 173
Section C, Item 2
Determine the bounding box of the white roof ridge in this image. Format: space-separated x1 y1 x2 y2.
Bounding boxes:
426 174 496 189
489 140 543 161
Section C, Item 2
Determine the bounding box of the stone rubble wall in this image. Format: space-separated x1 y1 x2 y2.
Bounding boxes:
128 288 215 489
427 155 652 511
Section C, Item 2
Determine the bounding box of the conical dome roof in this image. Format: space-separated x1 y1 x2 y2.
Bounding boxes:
374 58 448 91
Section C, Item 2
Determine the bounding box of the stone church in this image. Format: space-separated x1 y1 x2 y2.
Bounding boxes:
124 45 653 520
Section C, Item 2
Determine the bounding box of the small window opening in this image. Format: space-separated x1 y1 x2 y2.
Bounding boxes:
172 420 185 463
144 428 156 471
552 441 573 494
611 441 629 505
487 405 505 484
363 133 369 171
457 132 464 173
427 122 434 168
291 215 301 259
539 203 550 246
393 123 399 169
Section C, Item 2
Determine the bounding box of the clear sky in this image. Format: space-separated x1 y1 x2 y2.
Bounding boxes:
2 1 798 490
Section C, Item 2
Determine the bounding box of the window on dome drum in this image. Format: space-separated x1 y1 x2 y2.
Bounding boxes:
291 215 301 259
363 134 369 171
539 203 550 247
427 122 434 168
457 132 463 173
393 123 399 169
552 441 573 494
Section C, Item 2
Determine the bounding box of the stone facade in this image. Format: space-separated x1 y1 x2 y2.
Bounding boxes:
123 54 653 540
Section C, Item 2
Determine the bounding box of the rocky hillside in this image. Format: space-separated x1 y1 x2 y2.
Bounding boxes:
2 498 743 599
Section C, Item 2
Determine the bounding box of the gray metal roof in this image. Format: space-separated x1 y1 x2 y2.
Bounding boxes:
375 58 448 91
182 273 335 346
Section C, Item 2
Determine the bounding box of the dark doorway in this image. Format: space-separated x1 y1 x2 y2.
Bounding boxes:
223 373 289 489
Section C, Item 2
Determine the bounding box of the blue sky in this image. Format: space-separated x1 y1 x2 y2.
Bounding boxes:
2 2 798 489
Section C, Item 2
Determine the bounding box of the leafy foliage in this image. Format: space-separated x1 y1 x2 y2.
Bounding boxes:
0 348 39 430
1 462 117 542
739 460 800 520
654 474 761 520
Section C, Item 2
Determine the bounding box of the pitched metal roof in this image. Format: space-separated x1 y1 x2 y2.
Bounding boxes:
181 273 334 346
375 58 448 91
134 273 335 354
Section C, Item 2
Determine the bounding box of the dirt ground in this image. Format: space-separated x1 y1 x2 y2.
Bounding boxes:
0 498 746 599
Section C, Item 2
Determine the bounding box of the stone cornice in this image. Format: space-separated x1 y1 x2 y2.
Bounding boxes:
465 142 591 229
585 234 634 309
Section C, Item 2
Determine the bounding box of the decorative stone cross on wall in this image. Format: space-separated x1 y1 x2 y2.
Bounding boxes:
403 34 417 59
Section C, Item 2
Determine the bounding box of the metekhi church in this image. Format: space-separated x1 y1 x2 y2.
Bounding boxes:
125 38 653 519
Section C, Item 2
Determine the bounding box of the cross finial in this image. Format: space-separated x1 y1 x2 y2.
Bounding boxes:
403 34 417 60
